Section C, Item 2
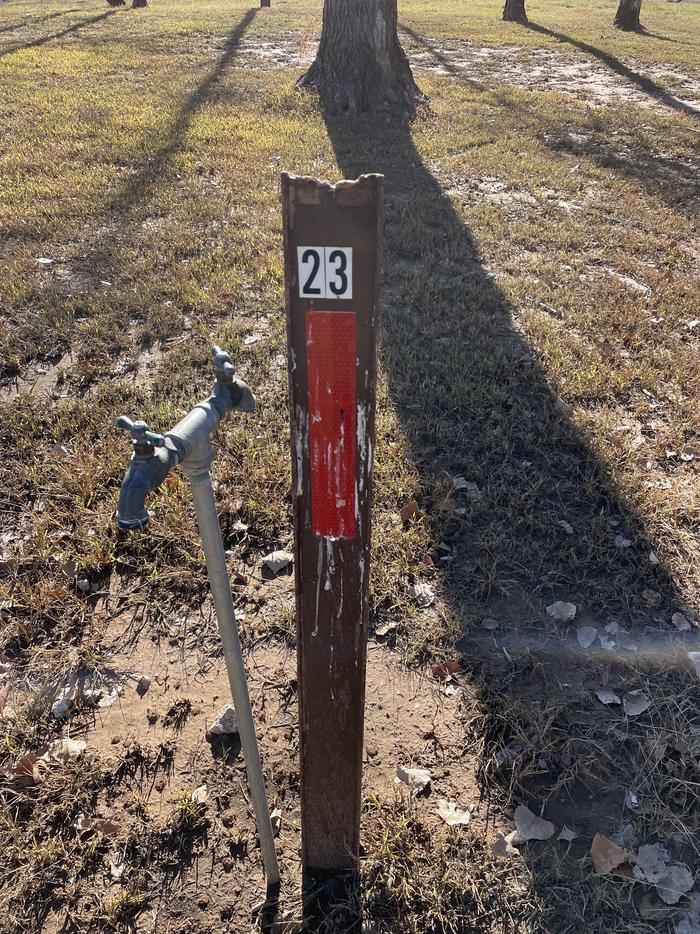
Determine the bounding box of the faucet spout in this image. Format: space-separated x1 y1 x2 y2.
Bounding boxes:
116 446 178 530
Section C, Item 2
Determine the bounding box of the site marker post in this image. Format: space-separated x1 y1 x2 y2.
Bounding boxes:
281 173 383 876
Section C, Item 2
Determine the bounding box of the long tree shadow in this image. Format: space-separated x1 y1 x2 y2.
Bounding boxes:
106 7 257 218
0 8 78 36
525 21 700 120
0 9 116 58
402 24 699 216
321 109 698 928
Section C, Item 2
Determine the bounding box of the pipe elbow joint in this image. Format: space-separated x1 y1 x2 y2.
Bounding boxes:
116 447 177 531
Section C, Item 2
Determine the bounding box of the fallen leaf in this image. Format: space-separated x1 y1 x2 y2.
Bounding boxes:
591 833 627 874
638 893 675 921
642 588 661 607
595 690 621 706
375 621 397 637
110 853 126 880
453 477 481 499
44 738 86 762
262 550 293 575
611 822 638 848
191 784 208 805
400 500 423 522
577 626 597 649
436 799 472 826
75 815 119 835
558 520 574 534
443 683 460 697
557 827 577 842
615 535 632 548
492 830 519 858
546 601 577 623
599 635 616 652
395 765 431 795
623 690 651 717
408 582 435 608
481 617 499 630
656 864 694 905
514 804 555 841
432 661 462 680
648 552 660 566
672 612 691 632
270 807 282 837
634 843 670 884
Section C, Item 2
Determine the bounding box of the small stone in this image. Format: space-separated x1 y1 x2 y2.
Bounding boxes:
546 601 577 623
136 676 151 697
206 704 238 741
77 578 91 593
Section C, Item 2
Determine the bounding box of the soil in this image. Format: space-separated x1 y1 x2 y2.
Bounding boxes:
25 572 482 932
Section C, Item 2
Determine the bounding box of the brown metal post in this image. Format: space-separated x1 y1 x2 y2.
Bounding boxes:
281 173 383 874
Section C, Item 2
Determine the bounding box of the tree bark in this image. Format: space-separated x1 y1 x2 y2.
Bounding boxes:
296 0 423 115
502 0 527 23
613 0 643 30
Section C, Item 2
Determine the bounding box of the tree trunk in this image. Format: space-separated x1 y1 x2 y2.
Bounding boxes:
502 0 527 23
296 0 423 115
613 0 643 30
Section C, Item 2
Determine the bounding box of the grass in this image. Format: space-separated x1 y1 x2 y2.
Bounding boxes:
0 0 699 930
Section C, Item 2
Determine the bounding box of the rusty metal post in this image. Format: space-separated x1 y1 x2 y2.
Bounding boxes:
281 173 383 875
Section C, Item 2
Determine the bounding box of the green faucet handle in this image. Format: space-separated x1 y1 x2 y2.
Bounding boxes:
116 416 166 448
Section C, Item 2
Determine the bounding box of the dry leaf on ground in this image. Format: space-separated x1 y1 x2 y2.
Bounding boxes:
492 830 519 858
623 690 651 717
436 799 472 826
408 582 435 608
634 843 670 883
546 601 577 623
514 804 555 841
656 864 694 905
395 765 431 795
595 690 622 705
262 550 293 575
577 626 597 648
591 833 627 874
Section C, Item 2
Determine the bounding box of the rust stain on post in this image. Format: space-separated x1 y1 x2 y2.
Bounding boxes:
281 172 383 873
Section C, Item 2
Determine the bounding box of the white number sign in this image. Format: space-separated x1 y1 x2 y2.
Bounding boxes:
297 247 352 300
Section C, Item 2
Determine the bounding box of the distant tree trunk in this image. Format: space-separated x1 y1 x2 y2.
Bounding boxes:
296 0 423 115
502 0 527 23
613 0 643 30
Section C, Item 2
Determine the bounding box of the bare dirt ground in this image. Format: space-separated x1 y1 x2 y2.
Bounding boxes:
223 31 700 114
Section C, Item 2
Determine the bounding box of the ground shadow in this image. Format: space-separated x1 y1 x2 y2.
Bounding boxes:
402 23 699 217
108 7 258 218
0 9 116 58
321 103 694 927
0 8 78 36
525 21 699 120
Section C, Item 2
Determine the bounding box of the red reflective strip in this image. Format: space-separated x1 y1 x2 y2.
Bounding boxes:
306 311 357 539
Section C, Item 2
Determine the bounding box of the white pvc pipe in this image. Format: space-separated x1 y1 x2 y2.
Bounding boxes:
187 469 280 888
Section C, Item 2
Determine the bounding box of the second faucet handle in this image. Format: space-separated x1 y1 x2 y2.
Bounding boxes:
116 416 166 450
212 345 235 385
